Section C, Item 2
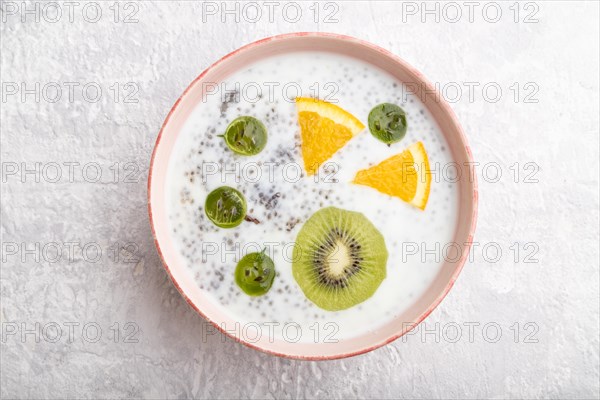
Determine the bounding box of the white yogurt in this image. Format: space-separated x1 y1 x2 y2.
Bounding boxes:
166 51 459 342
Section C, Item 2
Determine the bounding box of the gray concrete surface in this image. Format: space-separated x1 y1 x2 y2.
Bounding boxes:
1 1 599 399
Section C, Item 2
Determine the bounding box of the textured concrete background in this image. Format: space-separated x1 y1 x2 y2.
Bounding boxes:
1 1 599 399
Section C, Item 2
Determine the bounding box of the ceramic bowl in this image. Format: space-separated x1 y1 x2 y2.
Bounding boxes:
148 32 478 360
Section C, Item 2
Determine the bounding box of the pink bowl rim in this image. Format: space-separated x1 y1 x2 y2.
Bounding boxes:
147 32 478 360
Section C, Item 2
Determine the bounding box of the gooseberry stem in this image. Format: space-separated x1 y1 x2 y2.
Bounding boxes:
244 214 260 224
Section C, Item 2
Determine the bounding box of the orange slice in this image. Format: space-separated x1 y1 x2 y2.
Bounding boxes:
353 141 431 210
296 97 365 176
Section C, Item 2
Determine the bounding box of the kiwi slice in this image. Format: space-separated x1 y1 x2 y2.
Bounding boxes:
292 207 388 311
